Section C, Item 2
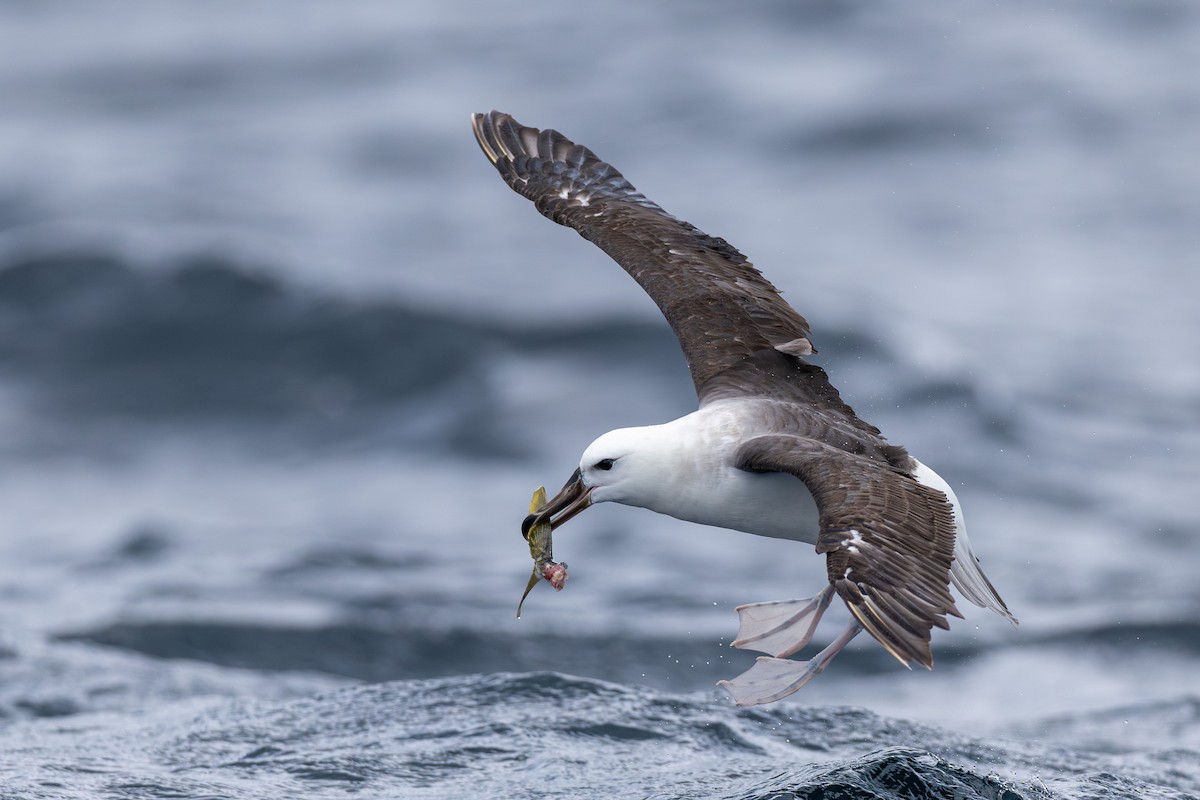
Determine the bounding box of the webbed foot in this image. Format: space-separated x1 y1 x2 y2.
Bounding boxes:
730 584 835 658
718 620 863 706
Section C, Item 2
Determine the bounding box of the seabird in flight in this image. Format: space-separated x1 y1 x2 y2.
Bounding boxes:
471 111 1016 706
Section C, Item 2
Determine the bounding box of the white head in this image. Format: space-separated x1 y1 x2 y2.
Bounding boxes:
521 425 669 538
577 426 661 506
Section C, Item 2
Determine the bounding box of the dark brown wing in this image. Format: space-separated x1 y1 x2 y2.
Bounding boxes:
702 348 912 467
736 434 962 668
471 110 815 395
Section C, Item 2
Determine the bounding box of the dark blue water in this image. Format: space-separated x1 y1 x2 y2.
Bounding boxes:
1 2 1198 798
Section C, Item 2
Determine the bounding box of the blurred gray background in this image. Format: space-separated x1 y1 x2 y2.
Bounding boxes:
0 0 1197 766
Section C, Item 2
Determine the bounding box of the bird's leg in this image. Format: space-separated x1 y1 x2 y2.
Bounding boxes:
730 584 835 657
717 620 864 707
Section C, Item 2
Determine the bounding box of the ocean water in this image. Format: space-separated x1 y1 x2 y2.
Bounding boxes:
1 2 1198 798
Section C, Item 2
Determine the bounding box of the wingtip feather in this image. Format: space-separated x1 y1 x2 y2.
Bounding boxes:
471 110 505 165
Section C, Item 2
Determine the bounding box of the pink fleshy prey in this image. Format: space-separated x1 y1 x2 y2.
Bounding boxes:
542 562 568 591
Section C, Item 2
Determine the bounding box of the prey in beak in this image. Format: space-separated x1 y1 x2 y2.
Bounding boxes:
521 467 593 539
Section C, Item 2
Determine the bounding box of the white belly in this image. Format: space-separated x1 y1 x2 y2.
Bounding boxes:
642 452 820 543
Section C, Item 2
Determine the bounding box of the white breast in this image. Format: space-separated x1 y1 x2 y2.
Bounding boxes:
629 404 820 543
673 466 819 543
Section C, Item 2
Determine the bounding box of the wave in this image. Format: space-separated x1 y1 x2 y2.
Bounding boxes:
2 669 1195 799
0 251 488 409
0 250 682 445
58 617 778 689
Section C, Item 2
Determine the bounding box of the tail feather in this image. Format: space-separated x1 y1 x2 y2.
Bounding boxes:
912 459 1018 625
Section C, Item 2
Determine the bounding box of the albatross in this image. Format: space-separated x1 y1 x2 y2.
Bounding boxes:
471 110 1017 706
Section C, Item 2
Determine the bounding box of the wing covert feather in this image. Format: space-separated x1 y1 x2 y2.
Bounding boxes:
472 111 815 394
736 434 962 669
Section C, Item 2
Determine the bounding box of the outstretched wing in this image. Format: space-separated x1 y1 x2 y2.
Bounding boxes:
736 434 962 669
471 110 816 396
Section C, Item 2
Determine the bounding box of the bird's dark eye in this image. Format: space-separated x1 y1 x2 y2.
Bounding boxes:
595 458 615 471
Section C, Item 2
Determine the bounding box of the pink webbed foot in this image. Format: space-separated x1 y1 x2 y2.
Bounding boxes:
718 621 863 706
730 584 835 658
